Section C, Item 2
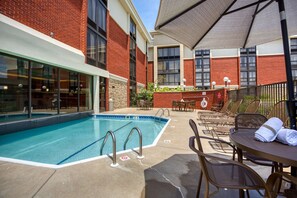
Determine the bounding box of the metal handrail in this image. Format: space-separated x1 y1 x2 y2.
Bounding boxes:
155 108 170 117
155 108 164 117
123 127 144 159
100 130 118 167
163 108 170 116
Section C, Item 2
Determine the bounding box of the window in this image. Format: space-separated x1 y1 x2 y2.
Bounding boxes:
0 54 29 115
240 47 257 87
87 0 107 69
195 49 210 89
157 47 180 85
129 18 137 106
0 53 93 123
130 18 136 40
291 38 297 80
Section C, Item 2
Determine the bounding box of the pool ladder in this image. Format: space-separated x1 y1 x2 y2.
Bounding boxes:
155 108 170 117
100 127 144 167
100 130 118 167
124 127 144 159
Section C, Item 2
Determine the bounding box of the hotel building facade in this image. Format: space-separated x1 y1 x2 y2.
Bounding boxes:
0 0 151 122
0 0 297 123
148 32 297 90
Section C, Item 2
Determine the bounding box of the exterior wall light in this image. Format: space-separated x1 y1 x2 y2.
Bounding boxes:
223 77 229 87
183 78 186 91
211 81 216 89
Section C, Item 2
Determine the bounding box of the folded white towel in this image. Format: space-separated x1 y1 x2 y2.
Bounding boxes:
276 128 297 146
255 117 283 142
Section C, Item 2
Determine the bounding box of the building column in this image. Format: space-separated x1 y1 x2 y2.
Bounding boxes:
180 44 185 86
93 75 100 114
153 46 158 84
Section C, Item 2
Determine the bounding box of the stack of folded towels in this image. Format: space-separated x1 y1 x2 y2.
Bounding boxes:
255 117 297 146
255 117 283 142
276 128 297 146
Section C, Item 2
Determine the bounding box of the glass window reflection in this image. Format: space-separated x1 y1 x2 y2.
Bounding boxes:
0 55 29 122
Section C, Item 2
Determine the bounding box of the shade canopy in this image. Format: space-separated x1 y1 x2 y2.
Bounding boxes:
155 0 297 50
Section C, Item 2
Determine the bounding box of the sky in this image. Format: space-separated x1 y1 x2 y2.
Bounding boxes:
132 0 160 32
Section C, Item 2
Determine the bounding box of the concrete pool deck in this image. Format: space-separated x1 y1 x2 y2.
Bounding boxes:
0 108 274 197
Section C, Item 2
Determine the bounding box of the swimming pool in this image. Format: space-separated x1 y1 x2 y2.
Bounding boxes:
0 114 169 168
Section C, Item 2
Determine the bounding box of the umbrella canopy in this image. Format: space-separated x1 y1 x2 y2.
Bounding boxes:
155 0 297 50
155 0 297 130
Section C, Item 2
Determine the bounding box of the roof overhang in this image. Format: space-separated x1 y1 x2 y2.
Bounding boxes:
0 14 109 78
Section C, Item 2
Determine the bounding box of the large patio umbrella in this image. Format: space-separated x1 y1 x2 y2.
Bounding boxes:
155 0 297 130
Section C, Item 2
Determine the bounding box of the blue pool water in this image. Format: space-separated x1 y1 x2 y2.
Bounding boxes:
0 115 168 166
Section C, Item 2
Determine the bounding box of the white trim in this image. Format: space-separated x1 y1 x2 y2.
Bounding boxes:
154 44 180 48
120 0 152 43
183 57 194 60
109 73 128 83
0 14 82 55
0 14 109 78
211 55 239 59
257 53 284 57
137 82 145 87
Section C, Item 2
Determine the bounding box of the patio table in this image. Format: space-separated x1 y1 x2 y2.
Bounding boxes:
230 128 297 197
172 100 195 111
229 128 297 167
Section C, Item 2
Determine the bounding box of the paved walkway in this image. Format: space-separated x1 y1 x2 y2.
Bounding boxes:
0 108 272 198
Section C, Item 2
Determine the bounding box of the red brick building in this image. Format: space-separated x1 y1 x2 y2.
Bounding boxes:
0 0 296 120
148 31 297 90
0 0 151 121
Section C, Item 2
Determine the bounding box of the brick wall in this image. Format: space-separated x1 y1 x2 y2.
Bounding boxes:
0 0 84 50
147 61 154 83
154 92 183 108
80 0 88 56
257 55 286 85
184 59 195 86
107 16 129 79
153 89 227 110
211 57 239 86
136 47 146 85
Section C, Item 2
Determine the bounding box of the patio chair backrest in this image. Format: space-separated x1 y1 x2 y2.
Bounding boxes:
235 113 268 130
267 100 288 125
189 119 203 152
244 99 261 113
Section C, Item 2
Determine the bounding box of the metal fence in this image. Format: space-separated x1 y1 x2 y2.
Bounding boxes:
227 80 297 117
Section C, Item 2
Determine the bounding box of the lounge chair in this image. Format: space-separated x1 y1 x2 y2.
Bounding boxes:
199 99 242 120
203 99 260 122
197 99 232 119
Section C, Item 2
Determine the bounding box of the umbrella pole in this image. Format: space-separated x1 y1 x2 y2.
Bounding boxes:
277 0 297 183
277 0 296 130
